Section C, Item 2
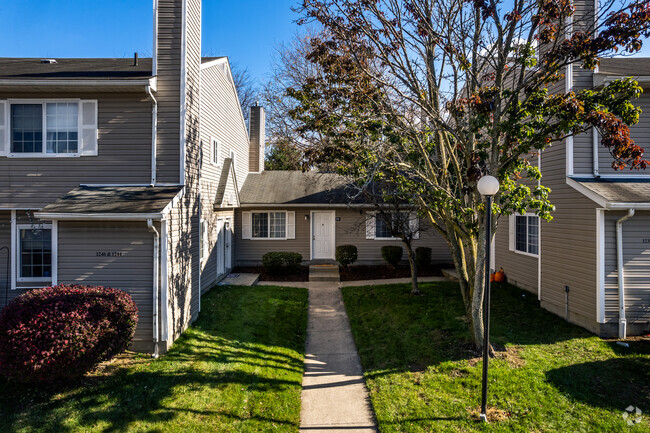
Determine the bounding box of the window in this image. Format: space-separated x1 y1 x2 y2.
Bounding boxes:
252 212 286 239
371 212 418 240
514 215 539 255
1 100 97 157
11 102 78 154
18 225 52 281
212 138 220 165
200 219 209 262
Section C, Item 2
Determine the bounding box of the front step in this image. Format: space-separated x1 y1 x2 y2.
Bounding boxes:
309 265 340 282
441 268 459 282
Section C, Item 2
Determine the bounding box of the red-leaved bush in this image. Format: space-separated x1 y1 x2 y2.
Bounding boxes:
0 284 138 383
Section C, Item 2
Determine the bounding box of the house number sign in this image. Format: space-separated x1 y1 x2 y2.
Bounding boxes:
642 239 650 244
96 251 124 257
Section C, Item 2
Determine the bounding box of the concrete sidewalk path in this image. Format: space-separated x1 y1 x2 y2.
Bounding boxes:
299 281 377 432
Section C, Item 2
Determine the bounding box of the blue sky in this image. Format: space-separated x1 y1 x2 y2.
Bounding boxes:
0 0 302 85
0 1 648 86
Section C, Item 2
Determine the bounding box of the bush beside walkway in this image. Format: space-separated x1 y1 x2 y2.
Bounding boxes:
342 282 650 432
0 285 308 433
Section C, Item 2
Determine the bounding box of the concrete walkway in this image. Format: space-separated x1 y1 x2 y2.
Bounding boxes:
300 278 377 432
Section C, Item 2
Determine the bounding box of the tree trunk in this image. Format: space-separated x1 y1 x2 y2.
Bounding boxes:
404 241 420 295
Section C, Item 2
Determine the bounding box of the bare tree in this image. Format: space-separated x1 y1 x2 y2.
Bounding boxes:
230 62 258 126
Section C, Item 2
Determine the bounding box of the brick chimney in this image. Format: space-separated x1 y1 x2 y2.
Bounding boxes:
248 104 265 173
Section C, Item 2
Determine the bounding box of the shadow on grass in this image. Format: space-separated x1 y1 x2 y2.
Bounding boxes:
0 284 308 433
343 281 590 379
545 357 650 411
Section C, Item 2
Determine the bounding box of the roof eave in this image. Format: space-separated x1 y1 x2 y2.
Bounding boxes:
33 212 163 221
0 77 156 92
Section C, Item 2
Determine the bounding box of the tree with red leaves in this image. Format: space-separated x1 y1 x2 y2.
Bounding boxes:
289 0 650 349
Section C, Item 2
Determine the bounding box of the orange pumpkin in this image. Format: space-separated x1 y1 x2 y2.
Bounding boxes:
494 268 506 283
490 273 495 283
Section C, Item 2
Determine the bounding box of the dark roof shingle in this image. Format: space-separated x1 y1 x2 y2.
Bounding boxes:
37 186 183 215
240 171 354 205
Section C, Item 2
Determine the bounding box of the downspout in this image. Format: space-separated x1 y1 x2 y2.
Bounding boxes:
146 85 158 186
593 128 600 177
616 208 634 339
147 219 160 357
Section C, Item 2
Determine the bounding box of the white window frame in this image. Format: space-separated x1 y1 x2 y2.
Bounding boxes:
512 213 539 258
211 137 221 166
200 219 209 263
16 223 55 283
251 211 288 240
369 211 419 241
6 99 83 158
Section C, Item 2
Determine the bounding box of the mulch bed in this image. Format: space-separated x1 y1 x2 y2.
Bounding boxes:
233 264 447 282
339 264 445 281
233 266 310 282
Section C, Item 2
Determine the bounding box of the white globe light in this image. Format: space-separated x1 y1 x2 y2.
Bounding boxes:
477 175 499 196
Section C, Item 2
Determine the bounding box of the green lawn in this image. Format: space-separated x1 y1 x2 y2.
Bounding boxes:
0 284 308 433
342 282 650 432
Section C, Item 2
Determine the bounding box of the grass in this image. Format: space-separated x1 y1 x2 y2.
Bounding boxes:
341 281 650 432
0 284 308 433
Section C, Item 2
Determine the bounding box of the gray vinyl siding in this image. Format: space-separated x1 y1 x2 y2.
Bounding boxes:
57 221 154 345
235 208 451 266
0 211 11 308
494 215 539 295
604 211 650 326
155 0 183 184
0 93 152 209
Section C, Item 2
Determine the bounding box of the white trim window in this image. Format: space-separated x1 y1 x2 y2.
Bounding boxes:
200 219 209 263
242 211 295 240
17 224 53 282
211 137 220 166
366 211 419 240
2 100 98 157
513 214 539 256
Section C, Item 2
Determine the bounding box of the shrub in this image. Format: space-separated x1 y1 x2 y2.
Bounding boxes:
415 247 432 270
381 245 403 268
262 252 303 274
0 284 138 384
335 245 358 268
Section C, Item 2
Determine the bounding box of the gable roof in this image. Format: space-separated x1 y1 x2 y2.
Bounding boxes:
239 171 355 206
213 158 240 209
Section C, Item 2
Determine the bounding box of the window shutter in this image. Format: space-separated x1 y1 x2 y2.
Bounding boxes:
287 211 295 239
365 212 375 240
80 100 98 156
242 211 252 239
410 215 420 240
0 101 7 156
508 214 515 251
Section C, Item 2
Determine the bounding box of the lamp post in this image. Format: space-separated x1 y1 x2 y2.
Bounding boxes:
477 175 499 423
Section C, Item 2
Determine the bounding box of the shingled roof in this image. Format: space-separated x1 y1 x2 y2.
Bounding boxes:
239 171 356 206
35 186 183 217
0 56 226 80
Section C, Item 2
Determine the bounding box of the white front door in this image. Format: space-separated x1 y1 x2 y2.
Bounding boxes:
225 218 232 271
312 211 334 259
216 219 226 276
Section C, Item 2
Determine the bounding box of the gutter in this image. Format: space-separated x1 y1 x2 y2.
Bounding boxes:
0 78 155 89
593 128 599 177
146 85 158 185
616 208 635 339
33 212 162 221
147 219 160 358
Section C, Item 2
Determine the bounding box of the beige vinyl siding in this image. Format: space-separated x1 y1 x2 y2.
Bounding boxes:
604 211 650 327
200 210 234 293
0 93 152 209
235 208 451 265
494 215 539 294
57 221 154 346
199 64 250 203
540 140 600 333
162 0 203 347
